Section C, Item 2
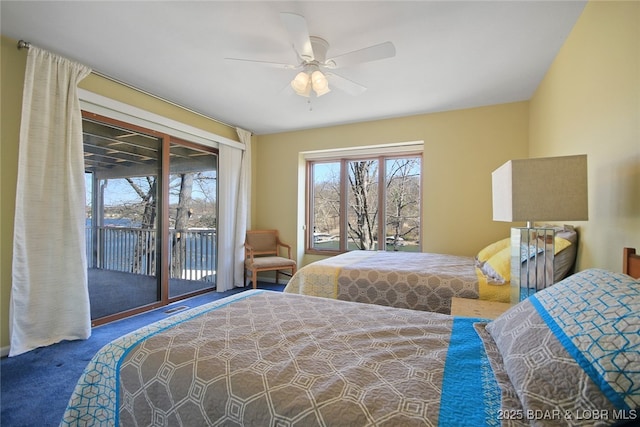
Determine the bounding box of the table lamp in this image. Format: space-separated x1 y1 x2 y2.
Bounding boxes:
492 154 588 302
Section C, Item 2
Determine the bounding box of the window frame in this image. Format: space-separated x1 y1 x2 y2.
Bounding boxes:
305 149 423 255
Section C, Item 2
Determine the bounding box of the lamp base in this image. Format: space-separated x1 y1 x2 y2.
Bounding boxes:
510 227 555 304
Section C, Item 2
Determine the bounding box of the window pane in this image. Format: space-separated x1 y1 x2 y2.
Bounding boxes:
83 118 161 320
347 160 379 250
168 142 217 298
311 162 341 251
385 157 421 252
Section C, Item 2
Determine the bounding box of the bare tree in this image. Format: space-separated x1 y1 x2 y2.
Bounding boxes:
385 159 420 249
124 173 196 277
313 166 341 236
191 171 217 228
347 160 378 250
126 177 157 275
171 173 193 278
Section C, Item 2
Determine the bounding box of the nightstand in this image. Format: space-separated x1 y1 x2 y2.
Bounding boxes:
450 297 512 320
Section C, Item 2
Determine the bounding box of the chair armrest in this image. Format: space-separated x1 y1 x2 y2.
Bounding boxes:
245 242 255 262
276 239 292 259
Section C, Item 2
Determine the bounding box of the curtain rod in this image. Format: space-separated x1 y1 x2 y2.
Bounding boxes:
16 39 244 133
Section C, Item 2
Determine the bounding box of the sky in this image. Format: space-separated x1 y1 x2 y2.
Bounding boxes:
85 172 217 208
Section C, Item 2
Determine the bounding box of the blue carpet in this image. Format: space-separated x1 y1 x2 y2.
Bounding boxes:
1 283 284 427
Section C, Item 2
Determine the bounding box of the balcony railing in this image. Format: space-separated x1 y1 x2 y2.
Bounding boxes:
86 226 216 282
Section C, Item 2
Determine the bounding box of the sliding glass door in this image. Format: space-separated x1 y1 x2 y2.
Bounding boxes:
83 113 218 325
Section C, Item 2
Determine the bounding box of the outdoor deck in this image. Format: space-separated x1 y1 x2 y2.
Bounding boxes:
87 227 217 320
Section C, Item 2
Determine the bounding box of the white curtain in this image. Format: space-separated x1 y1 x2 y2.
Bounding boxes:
216 128 251 291
10 47 92 357
234 128 252 286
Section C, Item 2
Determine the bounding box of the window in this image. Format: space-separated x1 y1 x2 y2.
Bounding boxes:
307 152 421 254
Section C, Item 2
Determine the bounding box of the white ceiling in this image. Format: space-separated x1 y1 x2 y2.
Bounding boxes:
1 1 586 135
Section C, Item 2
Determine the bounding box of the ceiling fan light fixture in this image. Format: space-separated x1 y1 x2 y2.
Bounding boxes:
291 71 311 97
227 12 396 101
311 70 330 97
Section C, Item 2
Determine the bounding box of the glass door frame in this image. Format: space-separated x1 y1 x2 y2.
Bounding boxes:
83 111 218 327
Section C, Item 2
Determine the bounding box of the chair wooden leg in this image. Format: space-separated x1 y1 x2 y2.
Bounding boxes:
252 270 257 289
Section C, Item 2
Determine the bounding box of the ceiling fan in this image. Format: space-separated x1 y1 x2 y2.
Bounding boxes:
225 12 396 97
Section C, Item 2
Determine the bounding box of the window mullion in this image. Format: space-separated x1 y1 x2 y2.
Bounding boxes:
306 162 315 251
340 158 348 252
159 135 171 303
378 155 386 251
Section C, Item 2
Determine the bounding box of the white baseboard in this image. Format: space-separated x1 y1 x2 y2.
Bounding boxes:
1 345 10 358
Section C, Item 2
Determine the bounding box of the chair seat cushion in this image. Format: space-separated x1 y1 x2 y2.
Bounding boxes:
246 256 296 269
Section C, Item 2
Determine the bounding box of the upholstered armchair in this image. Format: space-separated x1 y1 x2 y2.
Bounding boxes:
244 230 297 289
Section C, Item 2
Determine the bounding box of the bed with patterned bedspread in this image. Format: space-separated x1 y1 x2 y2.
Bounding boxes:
61 265 638 426
60 290 502 426
284 227 578 314
284 250 509 314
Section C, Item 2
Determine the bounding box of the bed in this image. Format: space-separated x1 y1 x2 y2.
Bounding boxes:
61 247 639 426
284 225 578 314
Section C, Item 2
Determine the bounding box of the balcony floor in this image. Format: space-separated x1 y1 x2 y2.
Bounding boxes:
88 268 215 320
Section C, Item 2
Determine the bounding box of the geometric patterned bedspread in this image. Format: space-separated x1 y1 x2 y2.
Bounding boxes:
60 290 502 426
285 251 510 314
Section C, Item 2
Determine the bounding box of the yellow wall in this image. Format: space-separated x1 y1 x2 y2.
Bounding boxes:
0 35 239 351
255 102 529 266
529 1 640 272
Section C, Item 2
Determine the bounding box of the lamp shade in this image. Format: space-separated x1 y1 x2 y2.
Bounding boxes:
311 70 330 96
291 72 311 97
492 154 588 223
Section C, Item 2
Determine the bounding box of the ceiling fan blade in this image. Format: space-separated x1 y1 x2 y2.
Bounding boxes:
224 57 297 70
326 41 396 68
280 12 314 61
326 72 367 96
